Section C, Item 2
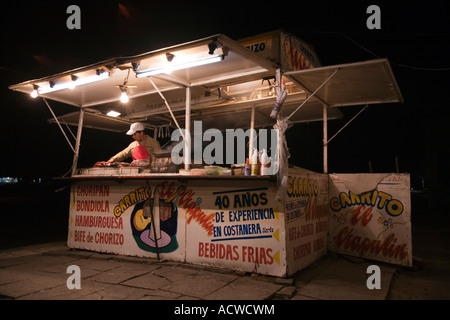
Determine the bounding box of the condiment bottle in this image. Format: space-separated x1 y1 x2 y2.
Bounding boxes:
251 149 259 176
260 149 269 175
244 158 251 176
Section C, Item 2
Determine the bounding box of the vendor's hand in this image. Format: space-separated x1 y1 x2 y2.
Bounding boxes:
106 158 115 164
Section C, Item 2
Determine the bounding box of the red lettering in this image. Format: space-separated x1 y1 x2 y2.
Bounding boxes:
226 244 233 260
205 242 210 258
198 242 204 257
210 241 215 258
266 248 274 264
242 246 274 265
179 189 214 236
333 226 408 261
350 206 373 226
305 196 327 222
159 181 177 199
198 242 239 261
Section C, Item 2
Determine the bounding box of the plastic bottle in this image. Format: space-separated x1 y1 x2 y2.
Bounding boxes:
244 158 251 176
260 149 269 176
250 149 259 176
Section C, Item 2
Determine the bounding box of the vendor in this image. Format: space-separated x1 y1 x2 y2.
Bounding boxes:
106 122 161 164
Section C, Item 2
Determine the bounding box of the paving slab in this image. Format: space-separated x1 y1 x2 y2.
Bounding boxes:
78 283 163 300
155 266 238 299
121 270 172 290
17 280 111 300
138 292 199 300
0 267 36 285
0 271 66 299
274 286 296 299
294 256 395 300
87 264 152 284
205 277 283 300
0 242 400 301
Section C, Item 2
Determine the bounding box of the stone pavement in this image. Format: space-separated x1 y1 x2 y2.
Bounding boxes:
0 241 397 301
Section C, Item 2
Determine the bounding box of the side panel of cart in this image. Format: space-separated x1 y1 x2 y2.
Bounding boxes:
68 180 188 261
285 167 329 276
68 178 288 276
185 179 286 276
328 173 412 267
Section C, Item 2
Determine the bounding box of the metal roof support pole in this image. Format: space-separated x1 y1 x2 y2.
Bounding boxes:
185 86 191 170
249 106 256 157
323 104 328 174
43 98 75 153
71 108 85 176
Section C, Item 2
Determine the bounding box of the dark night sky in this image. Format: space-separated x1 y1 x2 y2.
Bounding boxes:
1 0 449 191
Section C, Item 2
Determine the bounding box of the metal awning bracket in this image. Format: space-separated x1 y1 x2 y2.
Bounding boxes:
324 104 369 147
286 68 340 121
43 98 75 153
147 77 185 140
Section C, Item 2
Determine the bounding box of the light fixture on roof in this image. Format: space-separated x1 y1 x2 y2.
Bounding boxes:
136 53 224 78
208 41 218 55
166 52 175 62
117 84 129 103
131 61 140 71
116 69 135 103
38 71 110 94
96 68 106 75
164 52 176 74
30 85 39 98
120 89 129 103
107 110 121 117
69 75 78 89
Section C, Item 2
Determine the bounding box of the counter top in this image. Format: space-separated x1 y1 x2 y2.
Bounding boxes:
56 174 277 182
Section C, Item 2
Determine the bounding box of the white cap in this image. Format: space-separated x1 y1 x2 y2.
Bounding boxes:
126 122 145 135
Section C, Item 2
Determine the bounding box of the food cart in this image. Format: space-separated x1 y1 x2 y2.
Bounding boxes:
9 30 408 277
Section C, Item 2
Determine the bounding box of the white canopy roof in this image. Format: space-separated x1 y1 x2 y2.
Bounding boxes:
10 35 275 107
284 58 403 107
9 35 402 133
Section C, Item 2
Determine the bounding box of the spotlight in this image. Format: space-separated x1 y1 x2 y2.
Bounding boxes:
208 42 217 55
132 61 140 71
69 75 78 89
30 85 39 98
166 52 175 62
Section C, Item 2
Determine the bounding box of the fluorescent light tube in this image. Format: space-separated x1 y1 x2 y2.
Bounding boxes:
38 72 110 94
136 55 223 78
106 110 121 117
